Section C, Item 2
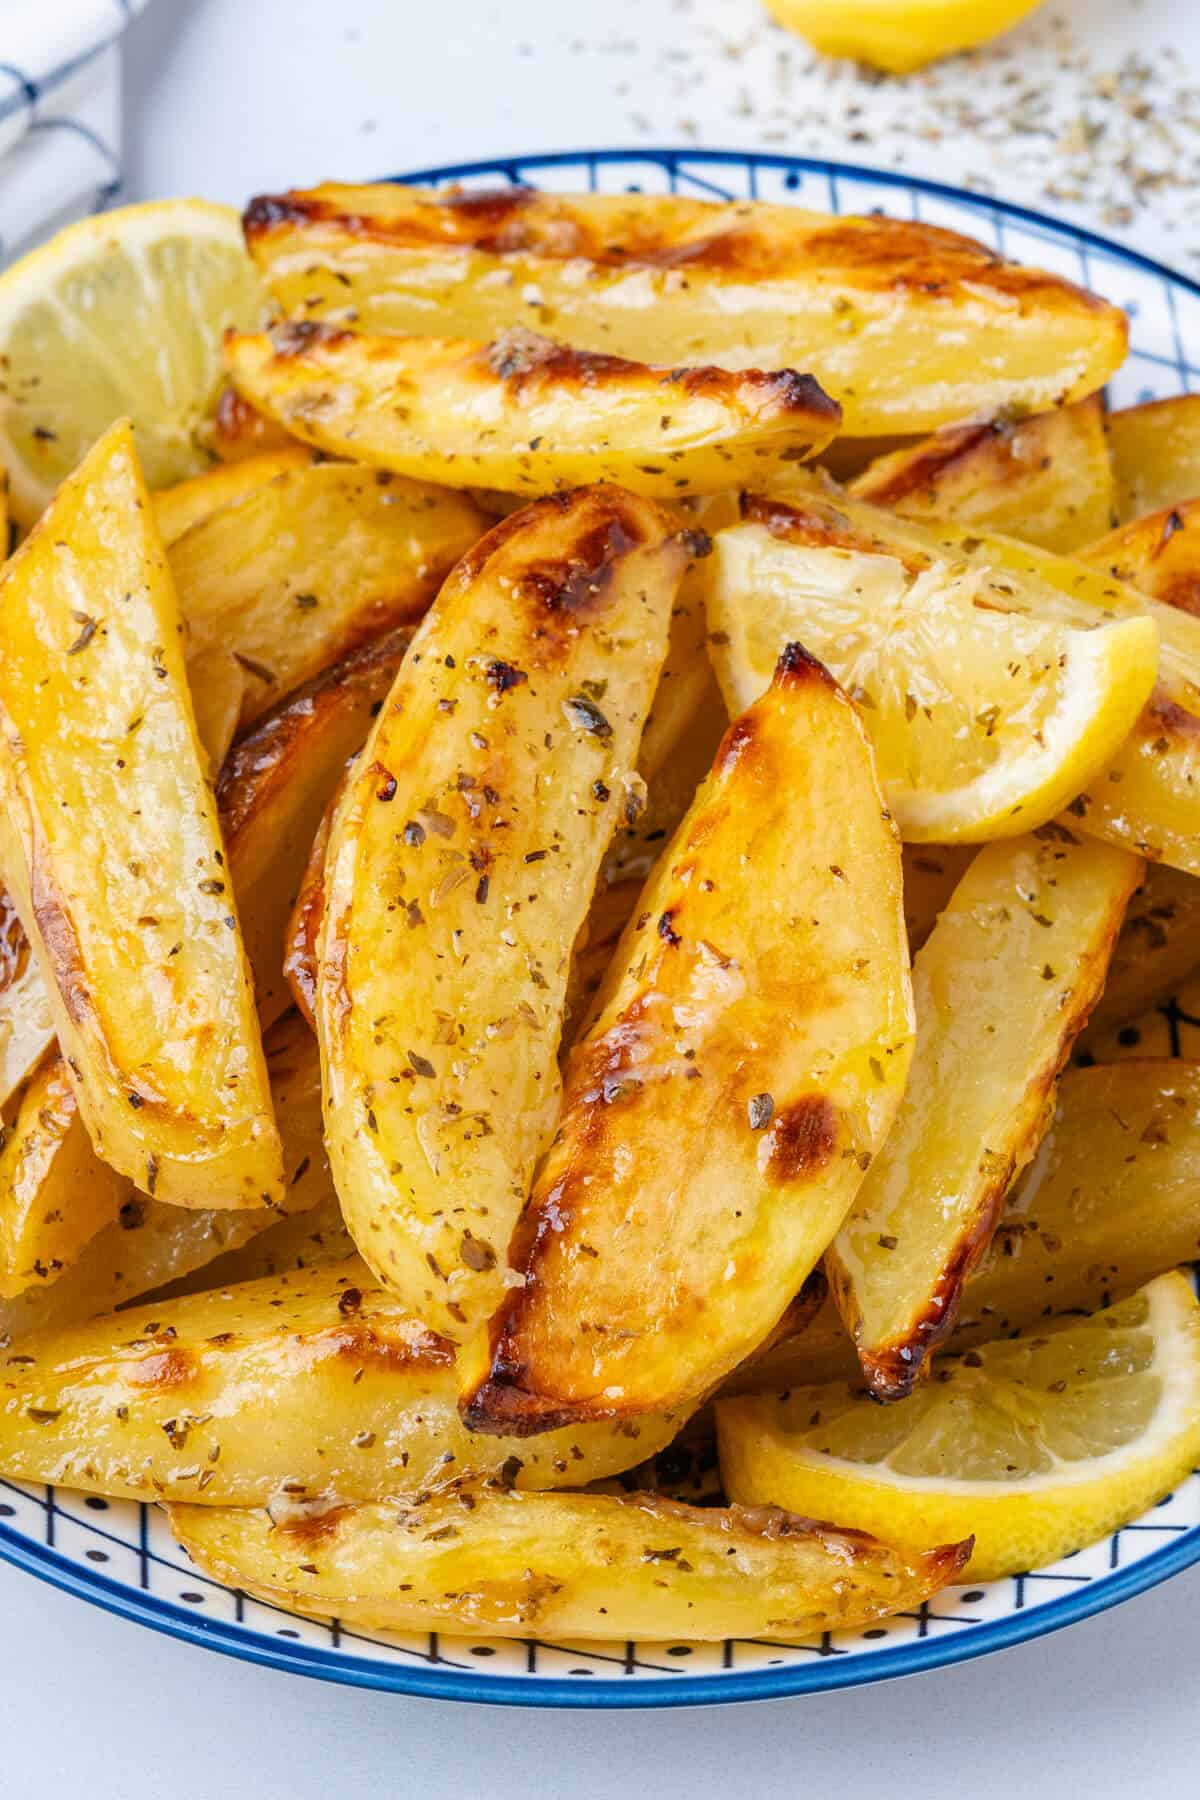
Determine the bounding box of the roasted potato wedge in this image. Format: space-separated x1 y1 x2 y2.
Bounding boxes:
0 1052 129 1299
0 1259 679 1503
218 627 411 1027
317 486 691 1340
283 802 331 1031
244 183 1125 437
0 422 283 1210
187 648 245 770
1082 498 1200 618
734 1057 1200 1391
463 645 914 1433
167 1484 968 1642
637 519 731 785
170 461 486 728
0 890 54 1111
0 1007 331 1339
1081 862 1200 1045
827 829 1139 1400
153 446 315 546
1107 394 1200 523
849 396 1115 553
210 386 298 461
224 322 841 501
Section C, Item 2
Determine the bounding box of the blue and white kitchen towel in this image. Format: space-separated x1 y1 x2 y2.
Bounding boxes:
0 0 149 263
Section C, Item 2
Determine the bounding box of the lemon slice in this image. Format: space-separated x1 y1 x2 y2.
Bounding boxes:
0 201 266 527
716 1273 1200 1581
706 508 1158 842
763 0 1045 74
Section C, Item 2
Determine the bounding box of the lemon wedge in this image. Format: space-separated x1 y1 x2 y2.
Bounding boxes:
0 201 266 527
705 502 1159 843
717 1273 1200 1581
763 0 1045 75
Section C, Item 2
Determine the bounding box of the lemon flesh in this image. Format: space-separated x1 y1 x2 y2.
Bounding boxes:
717 1273 1200 1581
0 202 266 527
706 518 1158 842
764 0 1045 75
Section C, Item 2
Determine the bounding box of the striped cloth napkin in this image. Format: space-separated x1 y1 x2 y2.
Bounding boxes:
0 0 150 264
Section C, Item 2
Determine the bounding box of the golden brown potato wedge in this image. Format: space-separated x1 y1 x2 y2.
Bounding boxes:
245 183 1126 437
153 446 315 546
731 1058 1200 1390
0 422 283 1210
1107 394 1200 523
0 890 54 1111
901 845 975 954
1082 498 1200 619
463 644 914 1433
0 1052 129 1299
827 829 1139 1400
188 649 245 770
1081 862 1200 1046
170 462 486 728
210 386 299 461
0 1008 331 1339
224 322 841 501
317 487 691 1340
0 1259 679 1503
282 802 331 1032
217 627 411 1027
167 1484 968 1642
849 396 1115 553
633 497 737 796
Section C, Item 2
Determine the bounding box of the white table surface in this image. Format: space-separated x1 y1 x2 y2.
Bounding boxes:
5 1 1200 1792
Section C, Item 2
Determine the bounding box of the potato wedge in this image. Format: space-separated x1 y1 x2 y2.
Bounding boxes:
463 645 914 1433
827 829 1139 1400
0 1052 129 1299
218 627 411 1027
170 462 486 728
153 446 315 546
901 844 975 954
283 802 331 1031
166 1484 968 1642
0 421 283 1210
0 1007 331 1339
849 396 1115 553
210 385 298 461
1082 498 1200 619
317 487 691 1340
188 648 245 770
244 183 1125 437
224 322 841 501
1081 862 1200 1045
0 889 54 1111
730 1059 1200 1390
1107 394 1200 523
0 1259 679 1503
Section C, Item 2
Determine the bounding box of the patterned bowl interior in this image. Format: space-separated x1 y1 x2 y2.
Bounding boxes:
3 149 1200 1708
